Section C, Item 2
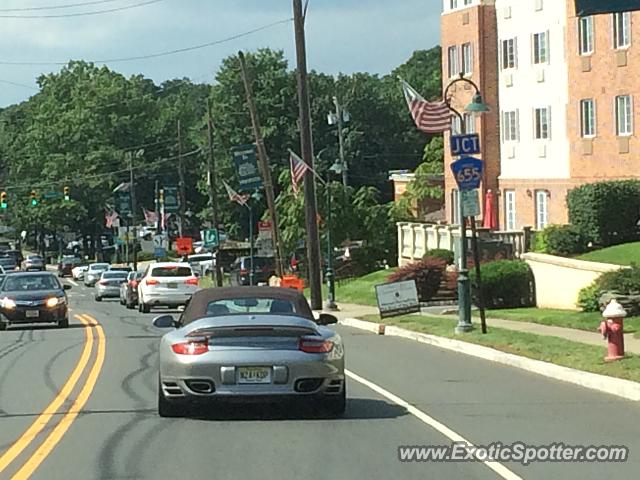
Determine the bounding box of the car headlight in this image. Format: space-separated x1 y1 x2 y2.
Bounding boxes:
1 298 16 310
46 297 62 308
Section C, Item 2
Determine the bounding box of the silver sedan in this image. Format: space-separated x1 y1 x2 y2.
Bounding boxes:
152 286 346 418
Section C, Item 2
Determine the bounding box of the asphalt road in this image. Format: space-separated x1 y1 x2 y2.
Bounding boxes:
0 280 639 479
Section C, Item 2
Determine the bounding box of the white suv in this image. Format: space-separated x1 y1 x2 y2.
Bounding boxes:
137 262 199 313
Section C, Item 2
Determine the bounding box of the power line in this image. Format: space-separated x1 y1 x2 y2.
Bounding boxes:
0 79 38 90
0 18 293 65
0 0 164 18
0 0 123 12
1 147 202 193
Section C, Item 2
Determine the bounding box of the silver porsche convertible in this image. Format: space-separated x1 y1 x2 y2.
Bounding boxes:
152 286 346 417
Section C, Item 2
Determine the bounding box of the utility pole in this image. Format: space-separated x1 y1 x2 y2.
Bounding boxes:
333 96 348 188
155 180 161 233
238 50 284 278
207 101 224 287
177 120 186 238
128 150 140 271
293 0 322 310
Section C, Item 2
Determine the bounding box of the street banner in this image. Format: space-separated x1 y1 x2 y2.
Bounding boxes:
116 191 131 217
232 144 262 192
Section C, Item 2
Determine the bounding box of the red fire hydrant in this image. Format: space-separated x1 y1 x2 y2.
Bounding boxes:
599 299 626 362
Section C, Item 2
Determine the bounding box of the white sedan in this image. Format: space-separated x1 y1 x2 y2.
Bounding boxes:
137 262 199 313
72 265 89 281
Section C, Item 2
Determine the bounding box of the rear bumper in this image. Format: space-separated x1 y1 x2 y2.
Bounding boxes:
96 286 120 298
141 292 192 307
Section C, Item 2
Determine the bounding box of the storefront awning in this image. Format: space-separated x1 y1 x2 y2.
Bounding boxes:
575 0 640 15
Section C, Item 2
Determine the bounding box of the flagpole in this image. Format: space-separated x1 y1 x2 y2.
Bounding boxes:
249 201 254 286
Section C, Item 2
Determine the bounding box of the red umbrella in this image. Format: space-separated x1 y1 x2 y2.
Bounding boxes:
482 189 498 230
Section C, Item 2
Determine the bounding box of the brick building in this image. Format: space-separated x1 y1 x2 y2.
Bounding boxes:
441 0 640 230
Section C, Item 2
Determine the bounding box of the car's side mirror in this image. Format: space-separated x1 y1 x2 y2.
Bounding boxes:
317 313 338 326
63 284 72 291
153 314 178 329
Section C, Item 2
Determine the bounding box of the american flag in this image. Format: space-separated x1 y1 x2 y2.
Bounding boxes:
143 208 157 226
222 180 249 206
290 150 310 195
401 80 451 134
104 208 119 228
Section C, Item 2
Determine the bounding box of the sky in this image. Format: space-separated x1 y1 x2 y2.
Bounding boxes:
0 0 441 107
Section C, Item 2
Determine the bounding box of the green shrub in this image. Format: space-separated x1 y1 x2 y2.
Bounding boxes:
534 224 588 256
597 264 640 294
470 260 535 309
424 249 454 265
577 283 601 312
388 257 447 302
567 180 640 247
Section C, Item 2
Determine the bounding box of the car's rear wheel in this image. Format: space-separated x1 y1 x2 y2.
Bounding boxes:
58 317 69 328
323 383 347 417
95 296 102 302
0 319 7 331
139 300 150 313
158 381 184 418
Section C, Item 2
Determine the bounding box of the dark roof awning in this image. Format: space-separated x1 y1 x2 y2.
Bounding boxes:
575 0 640 15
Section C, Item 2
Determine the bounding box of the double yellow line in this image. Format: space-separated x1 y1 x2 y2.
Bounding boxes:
0 314 106 479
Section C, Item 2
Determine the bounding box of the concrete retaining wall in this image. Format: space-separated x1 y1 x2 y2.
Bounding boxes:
521 253 623 310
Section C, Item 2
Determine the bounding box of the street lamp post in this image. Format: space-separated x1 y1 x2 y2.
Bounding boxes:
324 161 343 311
443 74 490 334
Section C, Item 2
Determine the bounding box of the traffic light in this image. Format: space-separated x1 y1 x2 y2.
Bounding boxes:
64 186 70 202
30 190 38 207
0 192 7 209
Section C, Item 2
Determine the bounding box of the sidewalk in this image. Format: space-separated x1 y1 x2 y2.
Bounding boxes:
325 302 640 355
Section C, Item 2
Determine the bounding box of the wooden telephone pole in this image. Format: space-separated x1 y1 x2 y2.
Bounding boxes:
238 50 284 278
206 101 224 287
293 0 322 309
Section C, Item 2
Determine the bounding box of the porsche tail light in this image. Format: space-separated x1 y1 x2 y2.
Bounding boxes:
146 279 159 286
171 340 209 355
298 337 334 353
184 277 199 286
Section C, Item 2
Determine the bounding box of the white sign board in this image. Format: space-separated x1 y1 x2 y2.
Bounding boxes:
375 280 420 319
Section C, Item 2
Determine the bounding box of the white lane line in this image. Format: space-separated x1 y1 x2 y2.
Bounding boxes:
67 280 79 287
345 369 524 480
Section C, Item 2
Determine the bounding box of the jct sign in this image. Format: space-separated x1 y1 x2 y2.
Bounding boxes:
450 134 480 157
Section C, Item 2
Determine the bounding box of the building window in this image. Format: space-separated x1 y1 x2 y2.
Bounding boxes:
450 0 458 9
580 99 596 137
462 43 473 75
615 95 633 136
532 31 549 64
501 38 518 69
464 113 475 134
534 107 551 140
505 190 516 231
451 189 460 225
579 16 594 55
448 45 459 78
535 191 549 230
613 12 631 49
463 0 473 5
502 110 519 142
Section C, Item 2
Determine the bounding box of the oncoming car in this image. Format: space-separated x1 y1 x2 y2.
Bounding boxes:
152 286 345 418
0 272 71 330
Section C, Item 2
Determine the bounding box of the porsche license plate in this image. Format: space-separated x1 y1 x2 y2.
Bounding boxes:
26 310 40 318
237 367 271 384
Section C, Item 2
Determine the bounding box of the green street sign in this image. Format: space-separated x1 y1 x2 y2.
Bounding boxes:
163 185 180 213
232 144 262 192
202 229 219 248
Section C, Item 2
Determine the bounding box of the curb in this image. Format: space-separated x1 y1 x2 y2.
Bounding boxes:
339 317 640 402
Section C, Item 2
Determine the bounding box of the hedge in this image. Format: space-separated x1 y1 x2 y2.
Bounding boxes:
567 180 640 247
534 224 588 257
470 260 535 309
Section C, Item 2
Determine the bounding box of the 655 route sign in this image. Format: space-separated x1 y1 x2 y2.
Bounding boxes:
450 156 483 191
